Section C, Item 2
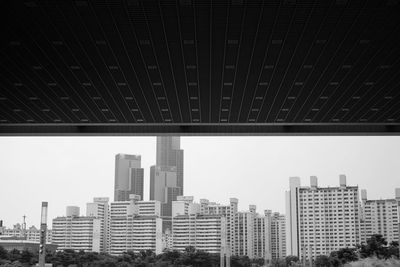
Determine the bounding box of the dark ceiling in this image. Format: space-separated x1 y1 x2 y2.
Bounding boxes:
1 0 400 135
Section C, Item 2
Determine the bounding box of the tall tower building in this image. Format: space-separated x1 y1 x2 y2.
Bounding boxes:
150 165 180 231
150 136 184 231
156 136 184 195
114 154 144 201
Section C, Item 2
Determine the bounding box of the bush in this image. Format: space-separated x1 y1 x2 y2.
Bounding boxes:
346 257 400 267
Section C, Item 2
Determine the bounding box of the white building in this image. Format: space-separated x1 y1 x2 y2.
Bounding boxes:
109 197 163 256
172 196 200 216
172 197 225 254
172 197 280 260
162 228 173 251
138 200 162 217
269 211 286 260
360 188 400 244
286 175 361 259
0 224 52 244
86 197 110 253
52 206 101 252
127 216 163 254
109 200 136 255
233 206 271 260
200 198 238 254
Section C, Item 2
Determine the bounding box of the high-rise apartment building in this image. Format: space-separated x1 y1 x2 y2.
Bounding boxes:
360 188 400 244
172 196 201 216
172 214 224 254
86 197 110 253
234 209 256 258
233 206 271 260
128 216 163 254
114 154 144 201
109 196 163 256
201 198 238 255
52 206 101 252
268 211 286 260
175 197 278 260
286 175 361 259
171 197 225 254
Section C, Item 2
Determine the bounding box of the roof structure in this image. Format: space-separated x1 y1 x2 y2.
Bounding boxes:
1 0 400 135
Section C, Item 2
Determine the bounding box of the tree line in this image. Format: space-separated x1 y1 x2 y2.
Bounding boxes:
0 234 398 266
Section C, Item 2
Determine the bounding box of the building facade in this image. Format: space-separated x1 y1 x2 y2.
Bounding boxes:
172 197 280 260
86 197 110 253
269 211 286 260
360 188 400 244
114 154 144 201
156 136 184 196
171 197 225 254
150 165 180 231
109 197 163 256
0 224 52 244
52 206 101 252
201 198 238 254
286 175 361 259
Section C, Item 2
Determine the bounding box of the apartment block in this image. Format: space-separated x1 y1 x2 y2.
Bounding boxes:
286 175 361 259
86 197 110 253
109 197 163 256
0 224 52 244
269 211 286 260
52 206 101 252
172 197 225 254
360 188 400 244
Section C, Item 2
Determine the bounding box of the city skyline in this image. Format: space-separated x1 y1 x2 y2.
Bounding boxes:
1 136 400 228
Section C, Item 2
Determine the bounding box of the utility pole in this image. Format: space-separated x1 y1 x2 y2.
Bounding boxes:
22 215 26 239
38 202 48 267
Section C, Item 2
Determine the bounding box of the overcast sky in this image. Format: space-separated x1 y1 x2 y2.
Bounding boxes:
0 136 399 228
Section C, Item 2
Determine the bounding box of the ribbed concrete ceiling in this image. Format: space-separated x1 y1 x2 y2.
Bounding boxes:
1 0 400 134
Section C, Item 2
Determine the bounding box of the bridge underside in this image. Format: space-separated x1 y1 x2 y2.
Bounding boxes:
1 0 400 135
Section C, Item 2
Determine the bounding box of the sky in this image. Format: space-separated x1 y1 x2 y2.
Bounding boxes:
0 136 399 228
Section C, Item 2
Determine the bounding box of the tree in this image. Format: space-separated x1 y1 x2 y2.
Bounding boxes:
337 247 358 263
158 249 180 264
285 255 299 266
315 255 330 267
328 256 341 267
7 249 21 263
0 246 8 260
387 241 399 259
359 234 390 259
271 258 287 267
20 250 36 265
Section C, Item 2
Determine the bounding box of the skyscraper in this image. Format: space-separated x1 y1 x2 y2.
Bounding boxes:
150 136 184 231
150 165 180 230
114 154 144 201
156 136 184 195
